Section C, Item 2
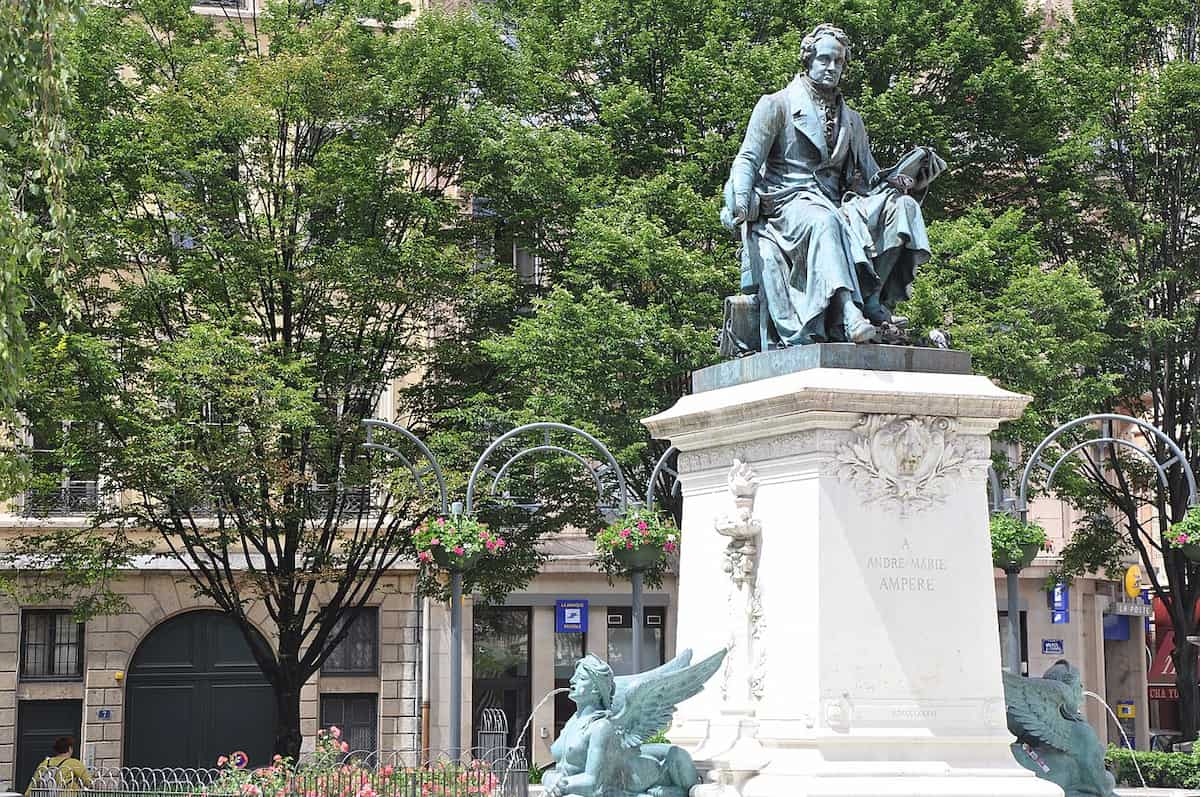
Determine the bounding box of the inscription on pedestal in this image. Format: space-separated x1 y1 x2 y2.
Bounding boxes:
865 538 948 592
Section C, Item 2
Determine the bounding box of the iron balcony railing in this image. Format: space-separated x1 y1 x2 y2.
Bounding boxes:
21 481 100 517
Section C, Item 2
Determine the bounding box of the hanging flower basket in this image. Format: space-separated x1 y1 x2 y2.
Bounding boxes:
990 514 1046 572
431 546 482 572
1167 507 1200 563
594 508 679 580
994 541 1042 572
414 514 503 573
612 544 664 572
1179 543 1200 563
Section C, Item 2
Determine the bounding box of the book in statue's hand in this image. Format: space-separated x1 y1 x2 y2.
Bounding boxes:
871 146 948 200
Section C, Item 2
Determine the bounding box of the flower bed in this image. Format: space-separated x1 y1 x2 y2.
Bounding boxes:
209 729 503 797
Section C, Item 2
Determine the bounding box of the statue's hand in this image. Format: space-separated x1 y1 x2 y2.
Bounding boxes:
887 174 915 193
547 776 571 797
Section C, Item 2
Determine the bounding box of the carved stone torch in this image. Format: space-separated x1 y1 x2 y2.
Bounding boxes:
699 459 770 795
714 459 763 712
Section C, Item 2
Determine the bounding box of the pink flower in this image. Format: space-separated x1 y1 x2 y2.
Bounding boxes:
340 741 350 753
273 754 282 763
436 517 446 526
454 545 465 555
330 725 341 739
418 550 432 563
430 537 441 546
496 539 505 549
626 541 633 549
381 766 394 777
637 520 648 531
664 541 677 553
641 529 650 537
619 528 631 538
479 532 489 541
217 756 229 766
241 786 260 797
486 540 497 551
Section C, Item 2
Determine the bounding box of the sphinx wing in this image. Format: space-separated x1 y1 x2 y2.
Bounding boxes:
1002 669 1078 753
610 648 725 749
612 649 694 715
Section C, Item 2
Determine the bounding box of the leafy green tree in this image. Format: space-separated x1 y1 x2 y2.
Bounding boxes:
0 0 80 410
1030 0 1200 739
903 207 1114 450
417 0 1070 514
5 0 519 757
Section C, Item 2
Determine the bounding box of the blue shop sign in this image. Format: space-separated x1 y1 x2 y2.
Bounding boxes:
556 599 588 633
1042 639 1064 655
1051 582 1069 611
1050 582 1070 624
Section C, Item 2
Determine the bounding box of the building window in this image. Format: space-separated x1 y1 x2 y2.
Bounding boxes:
20 611 84 680
320 694 378 754
321 608 379 675
607 607 666 676
23 419 100 518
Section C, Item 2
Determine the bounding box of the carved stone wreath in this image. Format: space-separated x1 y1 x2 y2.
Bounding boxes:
833 414 971 515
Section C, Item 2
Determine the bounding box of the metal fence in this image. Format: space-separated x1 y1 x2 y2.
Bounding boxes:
29 749 529 797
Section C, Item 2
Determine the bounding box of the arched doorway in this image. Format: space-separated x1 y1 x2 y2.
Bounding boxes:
124 610 276 768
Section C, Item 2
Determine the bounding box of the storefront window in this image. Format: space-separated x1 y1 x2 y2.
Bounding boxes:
607 607 665 676
473 606 531 752
998 610 1029 675
555 631 585 679
554 630 586 738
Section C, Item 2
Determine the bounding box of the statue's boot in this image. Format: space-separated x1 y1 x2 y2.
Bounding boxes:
863 293 892 324
839 291 879 343
845 317 879 343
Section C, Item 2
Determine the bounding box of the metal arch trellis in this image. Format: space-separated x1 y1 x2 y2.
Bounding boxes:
360 418 450 516
645 445 681 509
464 422 629 517
994 413 1200 675
1016 413 1198 519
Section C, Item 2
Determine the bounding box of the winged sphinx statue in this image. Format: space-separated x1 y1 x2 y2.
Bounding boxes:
543 649 726 797
1002 660 1116 797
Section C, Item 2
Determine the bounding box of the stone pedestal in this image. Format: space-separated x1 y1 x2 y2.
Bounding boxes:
643 345 1062 797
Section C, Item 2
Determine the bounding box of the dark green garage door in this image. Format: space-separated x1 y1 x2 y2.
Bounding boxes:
124 611 275 768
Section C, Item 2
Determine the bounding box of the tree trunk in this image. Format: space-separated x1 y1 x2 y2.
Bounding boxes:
1176 628 1200 742
274 673 305 760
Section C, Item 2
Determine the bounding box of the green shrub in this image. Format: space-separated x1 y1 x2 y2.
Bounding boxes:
1106 746 1200 788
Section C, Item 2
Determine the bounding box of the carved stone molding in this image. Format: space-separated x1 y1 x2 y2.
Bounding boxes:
679 429 850 474
833 414 979 515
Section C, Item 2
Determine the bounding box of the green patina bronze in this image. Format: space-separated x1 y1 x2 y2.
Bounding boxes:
1003 660 1117 797
719 23 946 354
542 649 725 797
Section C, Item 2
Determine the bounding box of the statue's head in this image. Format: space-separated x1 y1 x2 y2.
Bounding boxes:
800 24 852 90
570 655 616 709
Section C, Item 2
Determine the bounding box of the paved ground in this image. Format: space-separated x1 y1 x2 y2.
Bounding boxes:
1116 789 1200 796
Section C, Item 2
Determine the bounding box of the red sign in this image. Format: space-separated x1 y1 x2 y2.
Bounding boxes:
1150 685 1180 701
1150 630 1178 682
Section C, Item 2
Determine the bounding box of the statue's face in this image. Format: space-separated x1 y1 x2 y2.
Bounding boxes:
806 36 846 90
568 665 599 703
